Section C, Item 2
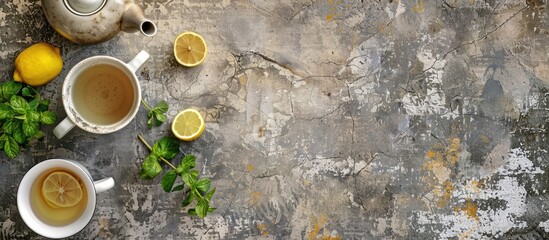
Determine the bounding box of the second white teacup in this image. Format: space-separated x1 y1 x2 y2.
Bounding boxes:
53 50 149 138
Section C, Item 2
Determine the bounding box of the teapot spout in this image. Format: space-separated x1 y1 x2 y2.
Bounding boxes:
121 4 157 37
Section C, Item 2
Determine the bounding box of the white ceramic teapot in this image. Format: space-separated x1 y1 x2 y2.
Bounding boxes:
41 0 157 44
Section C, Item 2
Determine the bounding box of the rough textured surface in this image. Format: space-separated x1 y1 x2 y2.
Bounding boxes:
2 0 549 239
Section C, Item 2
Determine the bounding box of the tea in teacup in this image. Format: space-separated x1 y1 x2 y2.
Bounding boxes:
29 168 88 226
72 64 135 125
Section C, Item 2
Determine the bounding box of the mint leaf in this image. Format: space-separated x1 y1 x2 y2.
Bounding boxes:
21 86 36 98
40 111 56 125
182 170 199 186
33 130 45 139
152 137 179 159
172 184 184 192
22 120 38 137
140 155 162 179
37 100 50 112
26 110 40 122
10 95 28 114
3 120 20 134
0 103 13 120
154 101 169 113
195 178 211 194
12 127 26 144
4 135 19 158
206 187 216 201
177 154 196 174
0 82 22 102
182 192 194 207
195 199 209 218
147 111 154 129
161 170 177 192
154 112 167 125
188 209 197 216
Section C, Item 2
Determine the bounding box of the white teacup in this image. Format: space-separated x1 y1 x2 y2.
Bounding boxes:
53 50 149 138
17 159 115 239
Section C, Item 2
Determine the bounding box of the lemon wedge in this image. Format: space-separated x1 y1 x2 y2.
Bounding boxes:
171 108 205 141
41 171 83 208
173 32 207 67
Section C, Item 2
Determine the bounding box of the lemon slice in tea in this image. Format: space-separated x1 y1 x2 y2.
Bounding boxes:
173 32 207 67
41 171 83 208
171 108 205 141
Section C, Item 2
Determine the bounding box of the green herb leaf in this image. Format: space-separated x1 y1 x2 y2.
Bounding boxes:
26 110 40 122
0 103 13 120
21 86 36 98
161 170 177 192
10 95 28 114
208 207 216 213
154 112 167 126
0 82 22 102
40 111 56 125
152 137 179 160
178 155 196 174
4 135 19 158
154 101 169 113
182 192 194 207
22 120 38 137
195 199 209 218
143 100 169 128
12 127 26 144
182 170 199 187
33 130 45 139
172 184 184 192
147 111 154 129
37 100 50 112
3 120 20 134
188 209 197 216
206 187 216 201
195 178 211 194
140 155 162 179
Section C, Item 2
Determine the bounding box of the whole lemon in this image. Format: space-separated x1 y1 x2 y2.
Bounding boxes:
13 43 63 87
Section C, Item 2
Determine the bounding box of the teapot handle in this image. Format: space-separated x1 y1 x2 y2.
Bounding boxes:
127 50 150 73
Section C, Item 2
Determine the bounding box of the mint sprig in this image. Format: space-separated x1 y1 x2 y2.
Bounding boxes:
141 100 168 129
0 81 56 158
138 134 216 218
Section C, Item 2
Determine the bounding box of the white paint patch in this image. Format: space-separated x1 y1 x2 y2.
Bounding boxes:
539 219 549 232
292 156 367 181
416 148 544 239
402 50 450 116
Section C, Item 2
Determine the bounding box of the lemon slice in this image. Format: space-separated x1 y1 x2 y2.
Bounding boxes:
173 32 207 67
41 171 83 208
171 108 205 141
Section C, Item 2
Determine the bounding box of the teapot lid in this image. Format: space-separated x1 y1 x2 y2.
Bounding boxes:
64 0 106 16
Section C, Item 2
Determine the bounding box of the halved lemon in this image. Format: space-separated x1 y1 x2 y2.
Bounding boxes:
171 108 205 141
41 171 83 208
174 32 207 67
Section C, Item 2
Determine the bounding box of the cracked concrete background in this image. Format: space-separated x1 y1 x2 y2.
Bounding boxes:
2 0 549 239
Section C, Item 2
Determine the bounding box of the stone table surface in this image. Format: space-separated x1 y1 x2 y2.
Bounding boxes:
2 0 549 239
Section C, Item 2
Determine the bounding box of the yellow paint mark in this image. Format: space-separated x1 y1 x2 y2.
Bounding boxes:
307 214 329 240
246 164 255 172
238 74 248 86
454 199 479 220
412 0 425 13
436 180 455 208
479 134 490 144
250 191 263 205
465 180 483 193
426 150 437 159
319 234 342 240
258 223 268 237
325 0 343 22
258 127 266 137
